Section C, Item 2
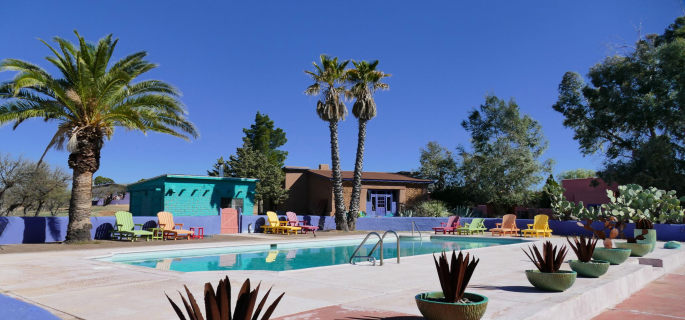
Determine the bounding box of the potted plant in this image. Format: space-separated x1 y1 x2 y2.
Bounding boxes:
580 218 632 265
415 250 488 320
634 218 657 252
523 241 576 292
567 235 610 278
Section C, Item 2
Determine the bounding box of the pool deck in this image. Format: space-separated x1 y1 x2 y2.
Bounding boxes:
0 233 683 320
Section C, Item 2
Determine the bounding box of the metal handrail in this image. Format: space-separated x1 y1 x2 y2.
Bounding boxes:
368 230 400 265
412 221 422 238
350 232 382 265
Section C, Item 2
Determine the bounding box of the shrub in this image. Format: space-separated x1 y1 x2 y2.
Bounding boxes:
415 200 450 217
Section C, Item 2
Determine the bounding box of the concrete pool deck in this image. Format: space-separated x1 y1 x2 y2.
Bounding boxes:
0 233 683 320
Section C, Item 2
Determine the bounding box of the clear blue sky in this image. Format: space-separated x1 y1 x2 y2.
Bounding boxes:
0 1 682 184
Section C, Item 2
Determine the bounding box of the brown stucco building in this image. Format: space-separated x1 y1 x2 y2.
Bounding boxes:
278 165 433 216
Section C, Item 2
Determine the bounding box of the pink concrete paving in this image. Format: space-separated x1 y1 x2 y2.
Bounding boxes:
594 265 685 320
273 305 423 320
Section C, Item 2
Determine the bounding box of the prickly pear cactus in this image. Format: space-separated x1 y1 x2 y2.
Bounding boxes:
602 184 685 224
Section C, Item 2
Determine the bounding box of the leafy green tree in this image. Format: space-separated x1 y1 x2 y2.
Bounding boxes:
94 176 114 185
416 141 457 192
209 142 288 214
553 17 685 194
346 60 391 230
557 169 597 181
459 94 554 215
304 55 349 231
242 112 288 168
0 31 198 242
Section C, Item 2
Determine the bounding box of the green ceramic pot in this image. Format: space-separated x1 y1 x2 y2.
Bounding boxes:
525 270 577 292
415 292 488 320
615 242 652 257
568 260 610 278
665 241 681 249
634 229 657 252
592 247 631 265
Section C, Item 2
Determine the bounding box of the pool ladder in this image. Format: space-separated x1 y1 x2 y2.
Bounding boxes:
349 230 400 266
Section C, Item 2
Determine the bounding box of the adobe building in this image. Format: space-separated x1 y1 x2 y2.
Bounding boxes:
561 177 619 207
278 165 433 216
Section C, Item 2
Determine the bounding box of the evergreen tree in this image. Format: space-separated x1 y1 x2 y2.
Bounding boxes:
242 112 288 168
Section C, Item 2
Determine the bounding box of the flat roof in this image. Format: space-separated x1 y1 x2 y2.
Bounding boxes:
127 174 259 187
308 169 433 183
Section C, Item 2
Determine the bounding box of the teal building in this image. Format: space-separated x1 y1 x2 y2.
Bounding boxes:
127 174 258 216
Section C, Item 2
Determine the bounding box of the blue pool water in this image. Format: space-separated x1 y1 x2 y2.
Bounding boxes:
99 236 526 272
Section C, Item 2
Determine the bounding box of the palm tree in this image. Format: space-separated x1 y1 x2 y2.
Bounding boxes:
0 31 198 243
304 54 349 231
346 60 390 230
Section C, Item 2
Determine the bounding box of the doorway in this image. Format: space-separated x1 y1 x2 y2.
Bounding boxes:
367 190 396 217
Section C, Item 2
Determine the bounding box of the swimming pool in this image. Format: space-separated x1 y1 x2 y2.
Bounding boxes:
98 236 527 272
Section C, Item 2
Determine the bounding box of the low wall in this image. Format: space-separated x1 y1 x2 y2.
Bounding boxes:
354 217 685 241
0 215 221 245
239 214 336 233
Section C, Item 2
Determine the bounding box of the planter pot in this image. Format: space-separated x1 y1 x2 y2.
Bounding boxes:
415 291 488 320
665 241 681 249
615 242 652 257
525 270 576 292
592 247 631 265
634 229 657 252
568 260 610 278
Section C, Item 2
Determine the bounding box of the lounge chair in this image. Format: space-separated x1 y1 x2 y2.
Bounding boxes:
286 212 319 234
522 214 552 238
456 218 487 235
157 211 194 240
432 216 461 234
110 211 154 242
260 211 301 235
489 214 520 236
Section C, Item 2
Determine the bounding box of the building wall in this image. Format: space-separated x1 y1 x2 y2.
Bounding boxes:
278 169 309 214
562 178 618 206
129 176 257 217
308 174 333 215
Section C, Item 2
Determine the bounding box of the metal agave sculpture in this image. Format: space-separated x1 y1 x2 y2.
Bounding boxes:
166 276 284 320
566 235 597 262
523 241 568 273
433 250 480 303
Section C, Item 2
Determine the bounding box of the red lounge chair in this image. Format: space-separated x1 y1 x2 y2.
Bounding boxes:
286 212 319 234
432 216 461 234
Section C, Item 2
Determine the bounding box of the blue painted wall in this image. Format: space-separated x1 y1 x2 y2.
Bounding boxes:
239 214 336 233
0 294 60 320
128 175 257 217
0 215 220 245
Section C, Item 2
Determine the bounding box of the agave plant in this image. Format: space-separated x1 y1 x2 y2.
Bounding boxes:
566 235 597 262
433 250 480 303
166 276 284 320
636 218 654 229
523 241 569 273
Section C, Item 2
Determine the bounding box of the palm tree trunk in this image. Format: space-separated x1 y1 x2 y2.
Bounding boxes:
65 128 102 243
329 120 348 231
66 168 94 242
348 119 367 231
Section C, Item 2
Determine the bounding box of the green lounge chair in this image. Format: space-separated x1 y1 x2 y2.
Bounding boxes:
110 211 154 242
456 218 487 235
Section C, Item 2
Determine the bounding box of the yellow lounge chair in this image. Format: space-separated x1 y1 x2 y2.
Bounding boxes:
261 211 301 235
522 214 552 238
489 214 520 236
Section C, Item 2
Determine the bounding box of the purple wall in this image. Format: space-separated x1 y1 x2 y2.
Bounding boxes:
0 215 220 245
92 192 131 206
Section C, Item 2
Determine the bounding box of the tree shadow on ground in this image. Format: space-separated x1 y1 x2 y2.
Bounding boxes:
470 284 539 293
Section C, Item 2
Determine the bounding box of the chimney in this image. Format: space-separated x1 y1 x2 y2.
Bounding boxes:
319 164 330 170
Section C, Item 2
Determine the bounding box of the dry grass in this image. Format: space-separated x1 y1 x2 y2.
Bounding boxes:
9 205 129 217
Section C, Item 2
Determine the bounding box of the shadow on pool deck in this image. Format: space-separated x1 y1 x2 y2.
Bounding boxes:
273 305 424 320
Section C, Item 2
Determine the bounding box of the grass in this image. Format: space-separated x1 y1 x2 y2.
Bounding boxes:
9 205 130 217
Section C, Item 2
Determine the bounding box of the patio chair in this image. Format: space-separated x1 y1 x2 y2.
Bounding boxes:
261 211 301 235
432 216 461 234
286 212 319 234
110 211 154 242
489 214 520 236
456 218 487 235
522 214 553 238
157 211 194 240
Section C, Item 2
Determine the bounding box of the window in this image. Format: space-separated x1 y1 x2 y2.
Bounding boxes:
221 198 244 213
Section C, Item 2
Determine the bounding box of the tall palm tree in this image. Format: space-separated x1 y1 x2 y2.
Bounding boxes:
0 31 198 243
346 60 390 230
304 54 349 231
